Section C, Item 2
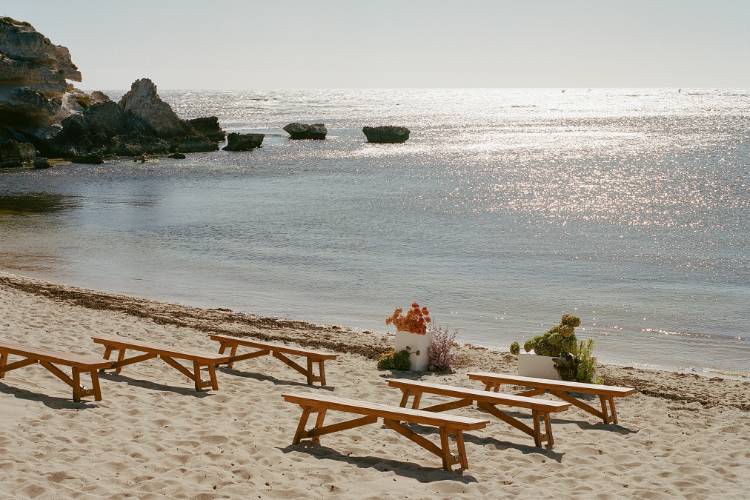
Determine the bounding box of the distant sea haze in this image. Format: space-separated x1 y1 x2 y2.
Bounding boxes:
1 89 748 374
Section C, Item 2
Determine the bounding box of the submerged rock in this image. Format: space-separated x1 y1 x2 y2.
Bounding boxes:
172 134 219 153
188 116 225 142
0 140 35 168
362 126 410 144
223 132 264 151
283 123 327 140
168 152 186 159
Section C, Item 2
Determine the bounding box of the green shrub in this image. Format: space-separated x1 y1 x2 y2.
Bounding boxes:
552 339 597 383
510 341 520 355
377 349 411 371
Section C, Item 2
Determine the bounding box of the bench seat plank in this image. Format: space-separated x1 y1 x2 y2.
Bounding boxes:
211 334 337 360
0 341 112 369
387 379 570 411
283 392 488 471
92 335 227 363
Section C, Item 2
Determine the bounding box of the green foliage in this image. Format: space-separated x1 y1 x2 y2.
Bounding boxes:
510 341 520 355
521 314 581 357
552 339 597 383
377 349 411 371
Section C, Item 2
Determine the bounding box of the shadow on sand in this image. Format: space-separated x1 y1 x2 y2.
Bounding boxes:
0 382 98 410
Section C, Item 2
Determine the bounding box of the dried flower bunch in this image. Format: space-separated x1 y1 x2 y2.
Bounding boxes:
385 302 431 334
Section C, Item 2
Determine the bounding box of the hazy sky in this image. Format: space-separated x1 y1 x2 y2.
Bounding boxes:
4 0 749 89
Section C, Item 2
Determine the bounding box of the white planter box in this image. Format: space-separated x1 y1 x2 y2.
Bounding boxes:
518 353 561 380
394 329 432 371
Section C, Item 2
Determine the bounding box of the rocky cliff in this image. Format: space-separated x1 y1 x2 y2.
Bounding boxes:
0 17 225 167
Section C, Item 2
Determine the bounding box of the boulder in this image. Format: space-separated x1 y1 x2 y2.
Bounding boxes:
118 78 186 137
362 126 410 144
89 91 110 104
168 152 186 159
71 153 103 164
0 140 35 168
283 122 327 140
223 132 264 151
188 116 225 142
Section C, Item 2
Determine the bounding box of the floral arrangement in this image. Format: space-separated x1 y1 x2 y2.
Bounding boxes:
385 302 431 334
508 314 597 383
377 349 411 371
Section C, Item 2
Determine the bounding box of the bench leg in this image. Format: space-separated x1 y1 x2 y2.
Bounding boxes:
312 409 327 444
228 344 238 369
544 413 554 448
411 391 423 410
317 361 327 386
305 358 314 385
0 352 7 379
207 363 219 391
599 395 610 424
90 369 102 401
293 407 313 445
532 410 542 447
551 390 608 423
439 428 451 470
455 430 469 470
193 360 203 391
608 397 618 424
72 367 81 402
115 348 126 375
398 389 411 407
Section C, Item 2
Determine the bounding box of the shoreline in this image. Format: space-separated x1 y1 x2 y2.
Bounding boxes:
1 271 748 411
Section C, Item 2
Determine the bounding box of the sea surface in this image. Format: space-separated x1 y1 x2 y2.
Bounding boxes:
1 89 748 373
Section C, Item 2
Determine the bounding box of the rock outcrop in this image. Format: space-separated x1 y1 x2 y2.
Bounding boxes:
283 123 327 140
362 126 410 144
0 17 226 163
0 16 82 130
119 79 187 137
223 133 264 151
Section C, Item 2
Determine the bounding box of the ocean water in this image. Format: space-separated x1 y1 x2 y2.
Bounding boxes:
1 89 748 373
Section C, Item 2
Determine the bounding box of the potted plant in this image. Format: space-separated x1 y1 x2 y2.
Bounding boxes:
386 303 432 371
509 314 596 382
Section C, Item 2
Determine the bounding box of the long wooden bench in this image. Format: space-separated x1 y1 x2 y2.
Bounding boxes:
0 340 112 402
283 392 489 471
468 372 636 425
386 379 570 448
92 335 229 392
210 334 337 386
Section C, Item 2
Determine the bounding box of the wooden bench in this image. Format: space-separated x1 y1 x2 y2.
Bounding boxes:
210 334 337 386
0 340 112 402
283 392 489 471
92 335 229 392
468 372 636 425
386 379 570 448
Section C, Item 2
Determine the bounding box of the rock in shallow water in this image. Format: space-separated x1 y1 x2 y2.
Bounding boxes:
119 79 187 137
283 123 327 140
0 140 36 168
362 126 410 144
223 133 264 151
188 116 225 142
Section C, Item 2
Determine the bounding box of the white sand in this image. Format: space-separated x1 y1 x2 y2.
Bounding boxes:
0 274 749 499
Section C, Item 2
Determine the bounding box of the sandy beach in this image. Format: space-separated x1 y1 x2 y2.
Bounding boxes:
0 272 748 499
